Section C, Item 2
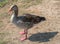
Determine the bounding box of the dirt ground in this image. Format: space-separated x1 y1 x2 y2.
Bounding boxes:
0 0 60 44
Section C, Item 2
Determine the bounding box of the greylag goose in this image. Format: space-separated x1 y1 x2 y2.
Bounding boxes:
8 5 45 41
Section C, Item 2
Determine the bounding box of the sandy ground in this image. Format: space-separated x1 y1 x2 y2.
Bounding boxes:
0 0 60 44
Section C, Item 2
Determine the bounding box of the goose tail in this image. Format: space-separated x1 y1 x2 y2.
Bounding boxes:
34 16 46 24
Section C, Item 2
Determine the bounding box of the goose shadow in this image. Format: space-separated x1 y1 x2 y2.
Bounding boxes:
28 32 58 42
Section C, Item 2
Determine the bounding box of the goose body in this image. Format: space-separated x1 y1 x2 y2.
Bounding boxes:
11 14 33 29
10 13 42 29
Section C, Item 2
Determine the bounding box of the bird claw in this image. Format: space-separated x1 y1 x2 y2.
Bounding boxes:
20 37 27 41
19 32 25 35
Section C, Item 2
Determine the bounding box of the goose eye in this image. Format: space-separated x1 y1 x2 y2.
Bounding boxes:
12 7 17 10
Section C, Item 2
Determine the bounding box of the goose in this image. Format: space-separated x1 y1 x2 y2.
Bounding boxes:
8 5 45 41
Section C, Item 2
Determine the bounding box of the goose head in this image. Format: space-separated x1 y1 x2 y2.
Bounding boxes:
8 5 18 16
9 5 18 23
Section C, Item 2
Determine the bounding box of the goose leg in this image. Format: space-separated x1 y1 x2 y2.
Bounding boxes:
20 29 28 41
19 31 25 35
19 29 28 35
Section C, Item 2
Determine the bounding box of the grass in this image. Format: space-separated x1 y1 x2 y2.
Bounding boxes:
21 0 42 3
0 0 8 7
0 33 8 44
0 21 3 28
0 0 42 8
0 0 18 7
12 0 18 2
0 0 43 44
0 13 9 28
19 0 43 8
0 14 3 27
0 41 7 44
